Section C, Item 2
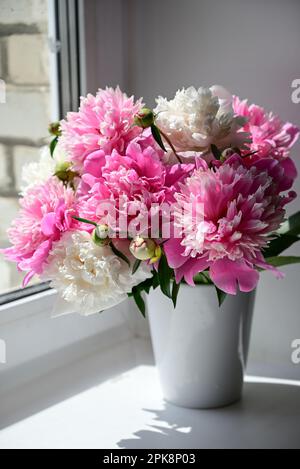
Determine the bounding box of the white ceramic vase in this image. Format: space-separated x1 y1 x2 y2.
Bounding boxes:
147 284 255 409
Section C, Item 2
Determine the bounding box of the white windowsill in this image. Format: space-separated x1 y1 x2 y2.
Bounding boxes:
0 290 299 449
0 289 148 393
0 335 300 449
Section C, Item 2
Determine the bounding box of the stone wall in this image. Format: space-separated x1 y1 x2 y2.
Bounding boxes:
0 0 50 293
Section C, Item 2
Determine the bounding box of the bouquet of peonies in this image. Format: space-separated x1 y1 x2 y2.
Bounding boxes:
3 85 300 315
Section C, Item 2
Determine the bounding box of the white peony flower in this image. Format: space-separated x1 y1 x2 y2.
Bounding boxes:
21 142 68 195
154 85 249 154
42 231 152 316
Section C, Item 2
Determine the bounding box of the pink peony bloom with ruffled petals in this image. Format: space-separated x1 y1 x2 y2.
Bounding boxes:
78 138 194 236
60 86 143 172
2 178 76 286
233 96 299 160
165 155 296 294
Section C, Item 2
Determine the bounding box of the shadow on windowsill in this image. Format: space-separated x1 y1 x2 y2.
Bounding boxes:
118 380 300 449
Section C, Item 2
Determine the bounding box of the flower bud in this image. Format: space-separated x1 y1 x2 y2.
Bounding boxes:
220 147 235 162
92 225 110 247
48 121 62 137
149 245 162 264
130 236 160 262
55 161 71 173
54 161 77 184
134 108 155 129
96 224 110 240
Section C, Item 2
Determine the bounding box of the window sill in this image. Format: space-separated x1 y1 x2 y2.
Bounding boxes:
0 289 144 392
0 336 299 449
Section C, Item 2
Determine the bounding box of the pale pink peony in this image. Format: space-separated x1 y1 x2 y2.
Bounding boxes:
2 178 76 286
165 155 296 294
60 86 143 172
233 96 300 160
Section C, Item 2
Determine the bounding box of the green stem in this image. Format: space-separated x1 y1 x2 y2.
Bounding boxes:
159 129 183 164
72 216 98 227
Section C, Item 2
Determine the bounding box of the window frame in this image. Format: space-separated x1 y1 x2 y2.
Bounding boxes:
0 2 140 382
0 0 84 306
0 0 127 307
55 0 84 116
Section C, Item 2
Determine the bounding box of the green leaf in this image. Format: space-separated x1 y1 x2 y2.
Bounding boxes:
215 286 227 307
194 271 212 285
264 212 300 258
152 269 160 290
132 287 146 317
151 124 167 152
72 216 98 227
110 242 130 267
264 234 300 258
50 136 58 157
128 271 159 299
265 256 300 268
172 280 180 308
158 255 173 299
139 277 155 294
132 259 141 275
210 144 222 160
202 271 213 283
143 276 157 294
278 211 300 236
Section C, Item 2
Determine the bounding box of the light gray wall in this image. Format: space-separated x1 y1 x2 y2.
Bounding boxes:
88 0 300 378
82 0 129 95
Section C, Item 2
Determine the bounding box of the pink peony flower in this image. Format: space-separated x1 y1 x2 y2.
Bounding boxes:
78 137 194 236
233 96 300 160
164 155 296 294
2 178 76 286
60 86 143 172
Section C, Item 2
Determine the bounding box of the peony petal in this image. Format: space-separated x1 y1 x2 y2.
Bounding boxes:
280 157 298 182
210 258 259 295
19 240 52 274
254 253 285 279
41 212 57 236
164 238 188 268
282 123 300 149
165 163 195 187
175 256 210 286
84 150 106 177
22 270 35 288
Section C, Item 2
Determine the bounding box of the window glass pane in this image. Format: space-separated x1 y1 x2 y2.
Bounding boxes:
0 0 53 295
